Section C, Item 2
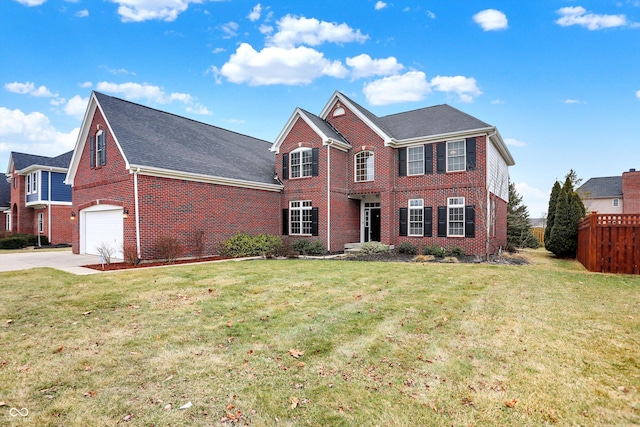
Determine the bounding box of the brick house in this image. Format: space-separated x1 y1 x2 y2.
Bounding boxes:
577 169 640 214
4 151 73 245
273 91 515 256
65 91 282 259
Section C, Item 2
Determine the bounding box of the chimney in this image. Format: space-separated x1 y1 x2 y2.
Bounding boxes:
622 168 640 214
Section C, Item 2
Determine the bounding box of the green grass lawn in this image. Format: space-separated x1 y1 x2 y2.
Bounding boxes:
0 250 638 426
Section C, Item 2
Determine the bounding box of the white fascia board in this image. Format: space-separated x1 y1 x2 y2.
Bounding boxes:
17 165 68 175
388 127 495 147
65 92 131 186
130 165 284 192
5 157 15 175
272 108 304 153
488 129 515 166
323 139 350 152
319 92 392 144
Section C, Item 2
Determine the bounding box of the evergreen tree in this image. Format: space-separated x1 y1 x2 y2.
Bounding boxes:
544 181 561 247
507 182 540 249
545 171 586 257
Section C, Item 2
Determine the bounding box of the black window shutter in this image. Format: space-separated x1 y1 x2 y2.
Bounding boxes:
437 206 447 237
311 148 319 176
424 144 433 174
282 153 289 180
311 207 319 236
424 207 433 237
282 209 289 235
399 208 408 236
466 137 476 171
89 136 95 169
465 205 475 238
398 148 406 176
436 143 445 174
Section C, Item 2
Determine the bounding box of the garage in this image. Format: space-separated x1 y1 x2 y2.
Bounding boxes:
81 205 123 258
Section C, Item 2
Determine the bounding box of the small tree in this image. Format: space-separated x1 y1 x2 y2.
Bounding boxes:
544 181 561 247
506 182 540 249
545 172 586 257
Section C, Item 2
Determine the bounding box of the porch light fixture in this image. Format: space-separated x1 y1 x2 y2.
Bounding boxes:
70 212 76 220
123 209 129 219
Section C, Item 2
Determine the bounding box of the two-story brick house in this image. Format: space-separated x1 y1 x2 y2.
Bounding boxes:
5 151 73 245
273 91 515 255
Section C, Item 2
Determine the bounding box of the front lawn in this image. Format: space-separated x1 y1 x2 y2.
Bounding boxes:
0 250 638 426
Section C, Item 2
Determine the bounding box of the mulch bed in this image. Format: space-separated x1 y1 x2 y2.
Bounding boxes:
84 256 227 271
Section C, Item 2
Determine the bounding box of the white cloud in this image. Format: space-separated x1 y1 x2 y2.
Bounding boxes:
346 54 404 79
0 107 78 158
63 95 89 118
79 81 93 88
636 90 640 100
505 138 527 147
76 9 89 17
219 43 348 86
248 4 261 22
363 71 431 106
186 104 212 115
473 9 508 31
563 99 584 104
110 0 202 23
267 15 368 48
212 47 225 54
430 75 482 102
221 21 239 38
259 24 273 35
375 1 387 11
515 182 550 218
14 0 46 6
426 10 436 19
95 82 194 105
4 81 57 97
491 99 505 105
555 6 627 30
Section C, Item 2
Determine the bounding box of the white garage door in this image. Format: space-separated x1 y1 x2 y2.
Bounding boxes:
81 206 123 258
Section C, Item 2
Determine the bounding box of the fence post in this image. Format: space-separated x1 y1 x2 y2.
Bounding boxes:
588 212 598 271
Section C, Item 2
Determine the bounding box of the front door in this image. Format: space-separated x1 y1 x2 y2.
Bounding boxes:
363 201 381 242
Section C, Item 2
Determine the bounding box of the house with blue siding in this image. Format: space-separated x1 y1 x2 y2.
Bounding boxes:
5 151 74 245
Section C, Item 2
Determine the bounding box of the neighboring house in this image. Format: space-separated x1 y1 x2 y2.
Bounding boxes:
65 91 282 259
4 151 73 244
577 169 640 214
273 91 515 256
1 178 10 232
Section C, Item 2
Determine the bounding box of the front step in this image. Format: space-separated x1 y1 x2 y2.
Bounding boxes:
344 242 362 253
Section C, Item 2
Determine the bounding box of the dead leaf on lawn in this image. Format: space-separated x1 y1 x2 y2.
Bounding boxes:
128 304 140 309
123 413 134 422
179 401 192 409
164 403 172 411
288 348 304 359
297 362 305 368
83 311 92 316
53 345 64 354
290 397 299 409
6 319 14 326
83 391 97 398
504 399 518 408
226 320 233 327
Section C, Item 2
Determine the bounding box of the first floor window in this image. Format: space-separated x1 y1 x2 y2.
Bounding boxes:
290 200 313 235
37 212 44 234
448 197 465 236
355 151 374 182
407 146 424 175
5 214 10 231
408 199 424 236
447 140 465 172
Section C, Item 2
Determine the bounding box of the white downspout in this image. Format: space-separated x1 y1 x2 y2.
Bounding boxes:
327 144 331 253
48 169 52 242
134 168 141 258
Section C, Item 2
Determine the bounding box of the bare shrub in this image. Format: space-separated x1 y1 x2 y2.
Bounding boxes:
123 244 140 266
96 242 115 265
156 236 181 262
192 229 206 257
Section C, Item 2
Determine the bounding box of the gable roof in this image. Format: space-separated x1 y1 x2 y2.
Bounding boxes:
272 107 350 153
7 150 73 174
67 92 280 190
577 176 623 198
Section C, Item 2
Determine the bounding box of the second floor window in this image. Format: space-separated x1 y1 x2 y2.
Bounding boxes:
407 146 424 175
447 140 465 172
290 148 313 179
355 151 374 182
26 172 38 195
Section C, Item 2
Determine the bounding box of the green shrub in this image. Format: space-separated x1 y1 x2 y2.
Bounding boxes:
220 233 286 258
449 246 466 257
291 239 326 256
0 236 29 249
397 242 418 255
360 241 389 254
423 244 446 257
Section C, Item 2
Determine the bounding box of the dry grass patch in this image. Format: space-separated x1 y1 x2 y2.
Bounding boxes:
0 250 638 426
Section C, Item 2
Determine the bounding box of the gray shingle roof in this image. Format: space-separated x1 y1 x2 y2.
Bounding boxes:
94 92 276 185
0 179 10 209
299 109 349 145
11 151 73 171
577 176 623 198
339 92 492 140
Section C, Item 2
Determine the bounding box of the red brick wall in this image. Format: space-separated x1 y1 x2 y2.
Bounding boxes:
9 170 34 235
48 205 73 245
622 170 640 214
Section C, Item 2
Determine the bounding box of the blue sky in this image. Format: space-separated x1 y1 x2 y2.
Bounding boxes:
1 0 639 217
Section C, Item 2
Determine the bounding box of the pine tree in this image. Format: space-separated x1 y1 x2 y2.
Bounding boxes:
545 172 586 257
544 181 561 247
507 182 540 249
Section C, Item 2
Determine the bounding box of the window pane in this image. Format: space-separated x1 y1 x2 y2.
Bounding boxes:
355 151 374 182
408 147 424 175
447 141 465 172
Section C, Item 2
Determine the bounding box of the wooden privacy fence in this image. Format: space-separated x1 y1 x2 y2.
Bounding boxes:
577 212 640 274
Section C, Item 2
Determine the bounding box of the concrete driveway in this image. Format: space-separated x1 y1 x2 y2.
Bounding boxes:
0 250 102 275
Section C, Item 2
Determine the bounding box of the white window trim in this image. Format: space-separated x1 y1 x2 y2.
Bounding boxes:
446 140 466 173
407 146 424 176
289 200 313 235
408 199 424 237
37 212 44 234
447 196 465 237
26 171 38 195
354 150 375 182
96 130 105 167
5 213 10 231
290 147 313 179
